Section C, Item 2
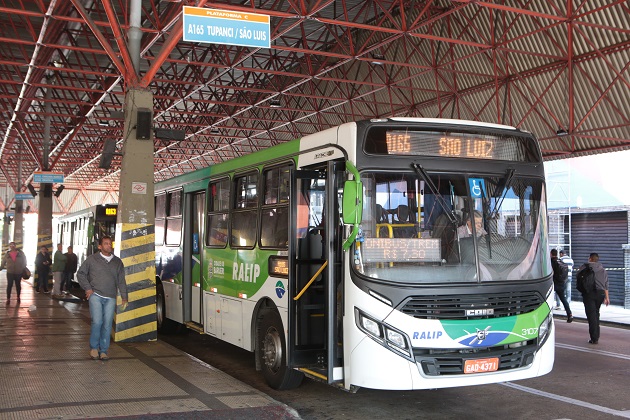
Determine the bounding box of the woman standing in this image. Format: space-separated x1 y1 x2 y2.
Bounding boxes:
1 242 28 305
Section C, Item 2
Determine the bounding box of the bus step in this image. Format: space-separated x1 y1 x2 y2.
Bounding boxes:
184 322 204 334
298 367 327 381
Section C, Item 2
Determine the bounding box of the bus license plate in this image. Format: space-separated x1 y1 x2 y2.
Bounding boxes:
464 358 499 374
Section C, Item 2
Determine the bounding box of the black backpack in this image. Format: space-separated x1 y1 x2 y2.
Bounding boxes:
576 264 596 295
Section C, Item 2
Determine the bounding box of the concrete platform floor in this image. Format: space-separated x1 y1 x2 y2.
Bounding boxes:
0 274 300 419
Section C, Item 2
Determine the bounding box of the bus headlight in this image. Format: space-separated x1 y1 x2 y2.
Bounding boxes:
361 316 382 338
538 313 553 346
355 308 413 361
386 328 407 349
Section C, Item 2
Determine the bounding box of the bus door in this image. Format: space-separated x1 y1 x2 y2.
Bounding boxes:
183 191 205 327
289 161 344 384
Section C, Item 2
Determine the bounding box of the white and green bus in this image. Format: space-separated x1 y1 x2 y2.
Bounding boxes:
154 118 554 391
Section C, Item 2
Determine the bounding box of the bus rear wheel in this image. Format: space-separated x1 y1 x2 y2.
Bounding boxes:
258 309 303 390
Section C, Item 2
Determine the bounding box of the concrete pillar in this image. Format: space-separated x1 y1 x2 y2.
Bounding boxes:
13 199 24 250
36 184 53 289
1 212 10 253
114 88 157 342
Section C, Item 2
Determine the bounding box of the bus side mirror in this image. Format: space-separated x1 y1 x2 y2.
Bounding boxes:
342 180 363 225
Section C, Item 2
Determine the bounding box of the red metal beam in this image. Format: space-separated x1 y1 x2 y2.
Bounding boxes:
101 0 138 84
69 0 127 78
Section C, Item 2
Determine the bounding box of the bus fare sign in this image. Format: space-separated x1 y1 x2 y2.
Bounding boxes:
183 7 270 49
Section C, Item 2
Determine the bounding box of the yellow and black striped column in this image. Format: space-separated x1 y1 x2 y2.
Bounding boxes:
114 223 156 342
36 184 53 289
113 88 157 343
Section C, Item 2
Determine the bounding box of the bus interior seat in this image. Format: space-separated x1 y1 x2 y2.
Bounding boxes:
394 205 417 238
375 204 388 223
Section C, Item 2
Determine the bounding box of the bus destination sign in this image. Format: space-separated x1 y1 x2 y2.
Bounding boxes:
269 256 289 277
362 238 441 263
363 128 538 162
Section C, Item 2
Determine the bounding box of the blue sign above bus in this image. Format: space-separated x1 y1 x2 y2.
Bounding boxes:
33 171 64 183
182 7 270 49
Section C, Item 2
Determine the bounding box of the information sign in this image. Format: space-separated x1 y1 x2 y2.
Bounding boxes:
183 7 270 49
33 172 64 183
15 193 33 200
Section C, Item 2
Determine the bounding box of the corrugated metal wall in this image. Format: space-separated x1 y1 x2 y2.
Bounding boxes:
570 211 627 306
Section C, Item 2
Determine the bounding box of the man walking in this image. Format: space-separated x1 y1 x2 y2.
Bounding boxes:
551 249 573 322
77 236 128 360
559 250 574 302
577 253 610 344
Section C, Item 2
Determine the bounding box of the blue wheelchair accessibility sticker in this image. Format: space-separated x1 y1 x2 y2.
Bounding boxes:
193 233 199 254
469 178 485 198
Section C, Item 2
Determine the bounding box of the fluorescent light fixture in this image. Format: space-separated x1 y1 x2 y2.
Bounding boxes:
270 99 281 108
371 53 385 65
556 128 568 136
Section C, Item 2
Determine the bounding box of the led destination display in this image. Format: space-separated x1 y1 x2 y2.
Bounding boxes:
362 238 441 263
364 127 539 162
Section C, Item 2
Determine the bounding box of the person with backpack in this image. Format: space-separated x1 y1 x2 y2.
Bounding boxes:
551 249 573 322
576 253 610 344
1 241 28 305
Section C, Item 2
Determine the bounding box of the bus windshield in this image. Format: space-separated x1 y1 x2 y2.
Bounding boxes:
356 171 548 283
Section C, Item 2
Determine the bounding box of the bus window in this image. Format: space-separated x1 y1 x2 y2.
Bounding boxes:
207 178 230 247
165 190 182 245
155 194 167 245
261 165 291 248
231 172 258 248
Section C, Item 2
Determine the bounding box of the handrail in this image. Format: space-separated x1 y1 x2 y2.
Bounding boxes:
376 223 416 238
294 260 329 301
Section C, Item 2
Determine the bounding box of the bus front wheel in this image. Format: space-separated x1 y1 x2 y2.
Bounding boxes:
258 309 303 390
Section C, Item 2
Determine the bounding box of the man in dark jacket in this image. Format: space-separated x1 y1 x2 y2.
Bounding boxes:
34 245 52 294
551 249 573 323
1 242 28 305
62 246 78 295
77 236 128 361
576 253 610 344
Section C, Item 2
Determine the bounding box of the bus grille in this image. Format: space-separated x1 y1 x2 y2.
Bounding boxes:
415 343 537 376
399 292 543 320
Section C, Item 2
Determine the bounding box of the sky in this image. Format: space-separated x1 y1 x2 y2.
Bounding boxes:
545 149 630 210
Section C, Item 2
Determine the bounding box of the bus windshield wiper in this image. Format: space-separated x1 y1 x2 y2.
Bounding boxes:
412 163 458 225
489 168 515 219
